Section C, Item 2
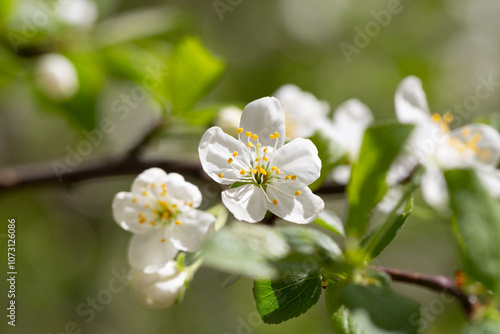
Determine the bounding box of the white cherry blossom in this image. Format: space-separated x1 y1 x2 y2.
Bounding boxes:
129 260 188 310
199 97 324 224
273 84 330 140
390 76 500 210
113 168 215 272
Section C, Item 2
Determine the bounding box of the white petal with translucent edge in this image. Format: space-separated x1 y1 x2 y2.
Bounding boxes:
169 210 216 252
130 261 187 310
421 165 449 210
239 97 285 148
112 192 157 234
221 184 268 223
395 76 431 126
199 127 251 185
266 183 324 224
131 168 168 194
271 138 321 186
128 227 179 273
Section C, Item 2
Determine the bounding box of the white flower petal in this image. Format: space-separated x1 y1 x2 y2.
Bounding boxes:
331 165 351 185
266 184 324 224
162 173 202 208
199 127 251 185
112 191 157 234
239 97 285 148
477 167 500 198
273 84 330 139
271 138 321 186
395 76 431 126
131 168 168 194
421 166 449 210
129 261 187 310
169 210 216 252
128 227 179 273
221 184 268 223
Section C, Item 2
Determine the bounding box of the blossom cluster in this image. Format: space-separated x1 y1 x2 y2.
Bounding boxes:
112 75 500 310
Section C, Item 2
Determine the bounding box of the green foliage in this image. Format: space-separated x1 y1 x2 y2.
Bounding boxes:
326 283 421 334
202 223 343 279
313 210 345 237
361 195 413 261
308 131 345 191
445 169 500 292
463 316 500 334
253 267 323 324
346 122 414 238
164 36 225 112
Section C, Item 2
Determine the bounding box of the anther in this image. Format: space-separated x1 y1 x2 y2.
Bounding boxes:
240 169 246 175
175 220 182 225
272 199 278 205
132 197 137 203
264 148 268 153
245 131 252 138
271 166 277 171
252 134 258 140
295 191 301 196
218 173 224 178
291 175 297 180
161 238 167 243
431 114 441 123
248 142 254 148
285 175 291 180
228 158 233 164
237 128 244 134
273 132 279 138
233 151 238 157
263 156 269 162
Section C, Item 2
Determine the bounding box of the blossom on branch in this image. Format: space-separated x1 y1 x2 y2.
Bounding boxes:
199 97 324 224
112 168 215 272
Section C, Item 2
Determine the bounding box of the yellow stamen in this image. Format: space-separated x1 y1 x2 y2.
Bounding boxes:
152 209 158 214
233 151 238 157
189 202 193 207
461 127 471 137
431 114 441 123
273 132 280 138
276 169 281 175
132 197 137 203
291 175 297 180
145 204 150 208
443 112 453 123
228 158 233 164
295 191 301 196
263 156 269 162
218 173 224 178
270 134 275 139
150 222 156 226
237 128 243 134
139 217 146 224
264 148 268 153
285 175 291 180
161 183 166 188
172 204 177 208
240 169 246 175
161 238 167 243
271 166 277 171
248 142 254 148
272 199 278 205
255 158 259 162
175 220 182 225
151 183 156 188
142 191 147 196
162 212 169 219
245 131 252 138
252 134 258 140
251 169 257 174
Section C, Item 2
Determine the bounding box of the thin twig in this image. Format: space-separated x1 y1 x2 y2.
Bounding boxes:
372 266 479 319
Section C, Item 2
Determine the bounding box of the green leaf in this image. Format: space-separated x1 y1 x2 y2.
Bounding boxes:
308 131 345 191
313 210 345 237
463 317 500 334
230 181 248 189
346 122 414 238
202 223 289 279
253 267 322 324
445 169 500 292
361 195 413 261
202 223 343 279
164 36 225 112
326 283 421 334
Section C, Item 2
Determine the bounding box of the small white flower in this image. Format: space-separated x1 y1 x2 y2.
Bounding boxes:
113 168 215 272
35 53 79 101
391 76 500 210
199 97 324 224
215 106 243 137
129 260 188 310
273 84 330 140
323 99 374 184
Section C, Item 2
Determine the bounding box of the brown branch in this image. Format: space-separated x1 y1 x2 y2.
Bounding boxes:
372 266 479 319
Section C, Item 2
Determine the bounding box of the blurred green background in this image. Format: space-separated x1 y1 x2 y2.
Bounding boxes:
1 0 499 333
